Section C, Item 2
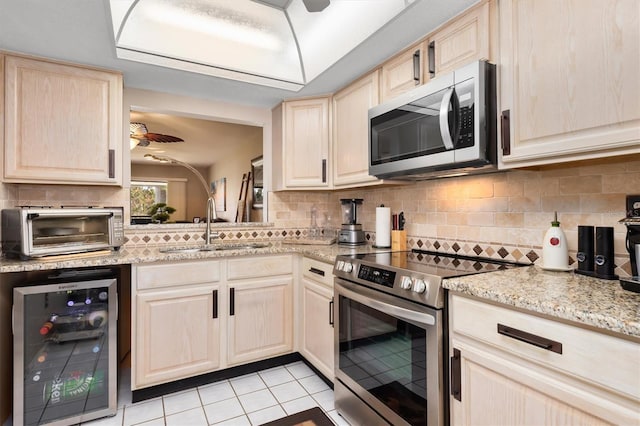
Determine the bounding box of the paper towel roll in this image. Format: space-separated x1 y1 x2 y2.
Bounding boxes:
375 207 391 248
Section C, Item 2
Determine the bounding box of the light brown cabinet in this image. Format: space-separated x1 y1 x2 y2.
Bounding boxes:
132 261 222 388
498 0 640 168
132 255 294 389
449 294 640 425
272 97 331 190
299 257 334 380
380 44 424 101
227 255 294 365
2 53 122 185
332 70 381 188
425 1 492 80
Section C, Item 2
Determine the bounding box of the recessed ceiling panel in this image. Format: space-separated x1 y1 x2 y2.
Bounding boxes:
288 0 414 82
110 0 418 91
115 0 302 85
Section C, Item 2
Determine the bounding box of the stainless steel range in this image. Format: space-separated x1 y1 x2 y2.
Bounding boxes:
333 250 525 426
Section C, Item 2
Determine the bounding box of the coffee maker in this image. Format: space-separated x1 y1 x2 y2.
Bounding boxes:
620 195 640 292
338 198 365 246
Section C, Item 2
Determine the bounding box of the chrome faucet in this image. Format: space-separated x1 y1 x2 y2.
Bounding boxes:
144 154 219 244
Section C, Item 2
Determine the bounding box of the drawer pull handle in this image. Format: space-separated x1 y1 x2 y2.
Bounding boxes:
329 298 334 326
497 324 563 354
230 287 235 316
212 290 218 319
451 348 461 401
309 267 325 277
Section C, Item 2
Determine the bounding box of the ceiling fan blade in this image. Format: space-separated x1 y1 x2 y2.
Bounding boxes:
302 0 330 12
143 133 184 143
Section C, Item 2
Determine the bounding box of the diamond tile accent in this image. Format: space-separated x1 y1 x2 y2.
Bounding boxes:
511 248 523 260
236 232 243 238
485 247 495 256
497 247 509 258
417 240 424 248
252 231 258 238
131 236 140 243
526 250 539 263
143 236 151 243
183 234 191 241
473 245 483 255
452 243 460 252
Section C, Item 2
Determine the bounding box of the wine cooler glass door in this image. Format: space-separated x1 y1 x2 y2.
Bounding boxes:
13 277 117 426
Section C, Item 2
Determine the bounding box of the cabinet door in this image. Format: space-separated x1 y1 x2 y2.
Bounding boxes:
499 0 640 167
135 284 220 388
228 277 293 365
450 341 637 425
332 71 380 188
3 54 122 185
301 277 334 380
426 1 490 79
380 44 424 101
283 97 330 188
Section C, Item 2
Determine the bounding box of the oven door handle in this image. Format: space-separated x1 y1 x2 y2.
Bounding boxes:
338 282 435 328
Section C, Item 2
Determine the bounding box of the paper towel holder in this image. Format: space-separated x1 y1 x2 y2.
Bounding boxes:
373 204 391 249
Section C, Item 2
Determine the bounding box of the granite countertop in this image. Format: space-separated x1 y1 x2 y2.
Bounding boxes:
0 241 383 273
443 265 640 340
3 244 638 340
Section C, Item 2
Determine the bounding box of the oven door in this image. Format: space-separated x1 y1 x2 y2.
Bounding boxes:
334 278 444 426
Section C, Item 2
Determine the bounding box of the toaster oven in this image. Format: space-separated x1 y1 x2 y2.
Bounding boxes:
1 207 125 259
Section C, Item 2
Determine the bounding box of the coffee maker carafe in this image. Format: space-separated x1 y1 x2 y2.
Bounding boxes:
620 195 640 293
338 198 365 246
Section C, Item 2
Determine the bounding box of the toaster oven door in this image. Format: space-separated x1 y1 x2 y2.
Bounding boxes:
26 211 114 257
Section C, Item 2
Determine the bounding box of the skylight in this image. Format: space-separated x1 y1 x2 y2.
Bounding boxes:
109 0 416 91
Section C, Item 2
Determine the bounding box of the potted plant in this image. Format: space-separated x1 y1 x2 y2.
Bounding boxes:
148 203 176 223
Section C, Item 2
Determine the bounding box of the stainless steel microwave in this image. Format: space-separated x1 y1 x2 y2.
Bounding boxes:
369 60 496 180
1 207 125 259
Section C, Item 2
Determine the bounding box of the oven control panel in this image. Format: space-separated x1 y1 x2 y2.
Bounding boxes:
358 265 396 288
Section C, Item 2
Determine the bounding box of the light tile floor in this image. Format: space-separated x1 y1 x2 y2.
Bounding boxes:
83 362 350 426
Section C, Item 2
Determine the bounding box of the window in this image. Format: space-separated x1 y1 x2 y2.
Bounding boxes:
130 181 168 216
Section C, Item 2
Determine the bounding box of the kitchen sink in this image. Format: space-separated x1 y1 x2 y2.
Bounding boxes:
159 243 270 253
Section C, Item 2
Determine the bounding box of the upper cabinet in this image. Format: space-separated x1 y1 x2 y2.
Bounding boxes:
332 70 380 188
272 97 331 190
380 43 424 102
499 0 640 168
425 1 493 80
2 53 123 185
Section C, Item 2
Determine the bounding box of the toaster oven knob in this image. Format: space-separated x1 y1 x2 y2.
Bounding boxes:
343 262 354 273
400 276 413 290
336 261 345 271
413 279 427 294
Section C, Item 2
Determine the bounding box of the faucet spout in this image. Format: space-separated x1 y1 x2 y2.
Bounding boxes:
206 196 219 244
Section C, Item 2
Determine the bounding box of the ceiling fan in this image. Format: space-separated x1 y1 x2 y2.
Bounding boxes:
130 122 184 148
302 0 330 12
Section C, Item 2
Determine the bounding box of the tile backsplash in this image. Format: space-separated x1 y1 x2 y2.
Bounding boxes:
1 155 638 276
270 155 640 276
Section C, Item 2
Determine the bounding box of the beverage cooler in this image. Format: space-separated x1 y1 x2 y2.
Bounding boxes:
13 269 118 426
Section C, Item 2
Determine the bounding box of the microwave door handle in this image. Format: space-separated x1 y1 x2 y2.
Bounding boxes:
439 88 456 150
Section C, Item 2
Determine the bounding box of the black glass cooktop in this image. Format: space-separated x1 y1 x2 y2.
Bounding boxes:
350 249 529 278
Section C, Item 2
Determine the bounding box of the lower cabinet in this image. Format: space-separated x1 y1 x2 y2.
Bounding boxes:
227 277 293 366
300 257 335 380
449 294 640 425
132 254 294 390
135 284 221 387
226 254 294 366
132 260 222 388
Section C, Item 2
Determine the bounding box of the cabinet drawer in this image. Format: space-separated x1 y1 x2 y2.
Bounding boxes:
302 257 333 288
451 294 640 400
136 261 221 290
227 255 293 280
